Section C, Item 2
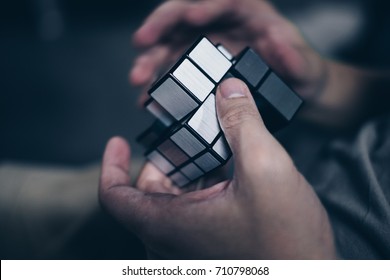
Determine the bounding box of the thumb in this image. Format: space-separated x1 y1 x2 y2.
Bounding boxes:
215 78 277 173
99 137 168 236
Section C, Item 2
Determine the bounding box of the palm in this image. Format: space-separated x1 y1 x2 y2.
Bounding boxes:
136 161 232 195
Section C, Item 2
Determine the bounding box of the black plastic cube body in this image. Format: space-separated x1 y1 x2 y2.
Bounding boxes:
231 47 303 132
137 37 303 188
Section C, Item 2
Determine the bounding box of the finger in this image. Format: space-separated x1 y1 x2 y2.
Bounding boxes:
100 136 131 189
137 88 150 108
98 137 169 234
133 1 190 48
215 78 278 173
133 0 237 48
129 45 171 87
185 0 237 26
136 162 182 195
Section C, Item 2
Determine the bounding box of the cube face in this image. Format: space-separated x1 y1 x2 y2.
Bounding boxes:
138 36 302 188
144 97 231 187
150 77 198 121
147 37 232 126
232 48 303 132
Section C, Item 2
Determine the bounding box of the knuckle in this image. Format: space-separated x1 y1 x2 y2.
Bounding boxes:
263 24 283 45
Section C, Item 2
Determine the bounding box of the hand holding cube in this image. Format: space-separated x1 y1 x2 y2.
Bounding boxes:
99 78 336 258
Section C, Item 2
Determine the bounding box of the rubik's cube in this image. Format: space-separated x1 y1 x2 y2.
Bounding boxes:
137 37 303 188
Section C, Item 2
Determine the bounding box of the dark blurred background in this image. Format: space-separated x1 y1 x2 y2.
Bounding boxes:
1 0 161 165
1 0 389 259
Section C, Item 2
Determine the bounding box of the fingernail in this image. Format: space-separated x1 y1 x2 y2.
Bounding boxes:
219 78 247 99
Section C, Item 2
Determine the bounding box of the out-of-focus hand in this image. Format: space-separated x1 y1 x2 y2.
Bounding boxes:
99 78 337 259
130 0 327 106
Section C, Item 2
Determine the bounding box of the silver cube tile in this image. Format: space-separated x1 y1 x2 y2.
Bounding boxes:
194 152 221 173
188 94 220 144
151 77 198 121
170 128 205 157
173 59 214 102
181 162 204 181
146 100 175 127
212 135 231 160
170 172 190 188
158 139 189 166
146 150 175 174
189 37 232 83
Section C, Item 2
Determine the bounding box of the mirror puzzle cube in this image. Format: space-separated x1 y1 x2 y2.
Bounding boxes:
137 37 303 188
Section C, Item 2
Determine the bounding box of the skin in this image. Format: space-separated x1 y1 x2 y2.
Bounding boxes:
99 78 337 259
100 0 390 259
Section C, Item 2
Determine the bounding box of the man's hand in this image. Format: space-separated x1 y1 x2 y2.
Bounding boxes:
130 0 327 106
99 78 338 259
131 0 387 128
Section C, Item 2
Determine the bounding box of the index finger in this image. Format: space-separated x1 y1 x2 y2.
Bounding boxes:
133 0 236 48
133 1 190 47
